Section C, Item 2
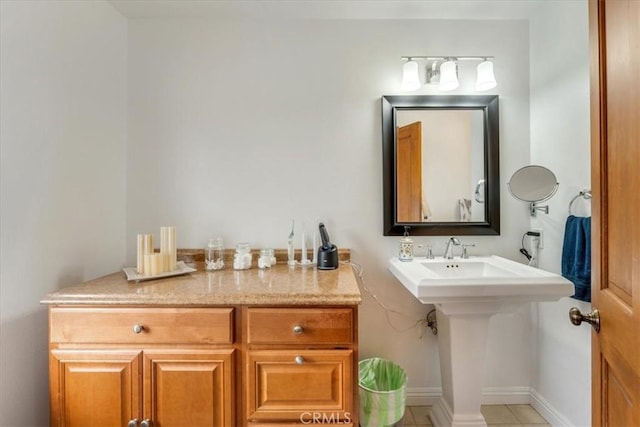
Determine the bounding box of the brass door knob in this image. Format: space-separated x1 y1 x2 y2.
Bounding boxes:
140 419 152 427
295 355 305 365
569 307 600 332
128 419 138 427
292 325 303 335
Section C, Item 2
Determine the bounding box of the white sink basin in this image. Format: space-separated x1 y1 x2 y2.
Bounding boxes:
421 259 515 278
388 255 573 305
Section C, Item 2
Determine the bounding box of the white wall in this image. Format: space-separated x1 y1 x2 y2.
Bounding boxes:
126 18 532 402
528 2 591 426
0 1 127 424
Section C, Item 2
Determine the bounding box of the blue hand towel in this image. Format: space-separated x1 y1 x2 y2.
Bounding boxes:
562 215 591 302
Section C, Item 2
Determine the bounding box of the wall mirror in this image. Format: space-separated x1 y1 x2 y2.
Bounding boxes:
382 95 500 236
508 165 559 216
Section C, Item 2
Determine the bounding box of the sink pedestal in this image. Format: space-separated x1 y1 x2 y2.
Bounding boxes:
430 304 506 427
386 256 574 427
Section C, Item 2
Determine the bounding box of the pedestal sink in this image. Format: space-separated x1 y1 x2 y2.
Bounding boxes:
388 255 573 427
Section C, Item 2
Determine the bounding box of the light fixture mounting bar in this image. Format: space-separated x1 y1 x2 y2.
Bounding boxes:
401 56 494 61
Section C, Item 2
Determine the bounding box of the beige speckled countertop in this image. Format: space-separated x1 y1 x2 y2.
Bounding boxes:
41 262 362 306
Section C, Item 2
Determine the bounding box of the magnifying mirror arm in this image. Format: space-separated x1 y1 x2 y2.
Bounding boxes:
530 202 550 216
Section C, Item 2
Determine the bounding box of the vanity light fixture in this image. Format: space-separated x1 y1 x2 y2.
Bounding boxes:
400 56 496 92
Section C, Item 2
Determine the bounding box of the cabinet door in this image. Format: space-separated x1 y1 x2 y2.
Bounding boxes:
49 349 141 427
247 349 353 422
143 349 235 426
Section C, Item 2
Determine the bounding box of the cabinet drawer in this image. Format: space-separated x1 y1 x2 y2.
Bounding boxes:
247 308 353 345
50 307 233 344
247 349 353 421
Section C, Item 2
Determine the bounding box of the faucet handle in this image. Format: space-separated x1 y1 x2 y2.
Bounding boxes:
416 244 435 259
426 245 434 259
461 244 475 259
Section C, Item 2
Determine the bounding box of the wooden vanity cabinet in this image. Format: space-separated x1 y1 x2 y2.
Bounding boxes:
48 304 359 426
48 307 236 427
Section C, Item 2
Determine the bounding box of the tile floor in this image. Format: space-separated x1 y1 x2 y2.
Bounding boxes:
403 404 550 426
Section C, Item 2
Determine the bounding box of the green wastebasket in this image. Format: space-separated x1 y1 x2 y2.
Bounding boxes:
358 358 407 427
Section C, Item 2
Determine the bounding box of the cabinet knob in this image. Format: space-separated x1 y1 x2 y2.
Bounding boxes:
128 419 138 427
132 324 144 334
140 419 152 427
295 355 305 365
292 325 303 335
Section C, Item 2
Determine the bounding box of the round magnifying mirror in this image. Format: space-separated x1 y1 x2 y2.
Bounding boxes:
508 165 559 202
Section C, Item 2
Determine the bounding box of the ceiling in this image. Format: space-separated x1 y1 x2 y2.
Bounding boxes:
108 0 542 20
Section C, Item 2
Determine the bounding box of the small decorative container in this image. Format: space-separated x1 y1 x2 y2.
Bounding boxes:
399 228 414 262
258 248 276 269
233 242 252 270
205 237 224 271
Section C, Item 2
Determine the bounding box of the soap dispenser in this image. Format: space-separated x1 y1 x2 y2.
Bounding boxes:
398 227 414 262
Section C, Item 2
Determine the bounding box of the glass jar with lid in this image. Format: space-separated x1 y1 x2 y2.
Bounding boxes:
233 242 252 270
258 248 276 269
205 237 224 271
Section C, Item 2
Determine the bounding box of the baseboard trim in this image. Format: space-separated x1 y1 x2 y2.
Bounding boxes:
405 387 441 406
530 388 574 427
406 386 575 425
405 386 530 406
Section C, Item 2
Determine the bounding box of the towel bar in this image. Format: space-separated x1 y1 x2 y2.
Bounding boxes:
568 189 591 214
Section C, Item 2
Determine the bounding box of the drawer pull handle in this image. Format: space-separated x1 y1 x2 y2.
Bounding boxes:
132 324 144 334
128 419 139 427
292 325 303 335
295 355 305 365
140 419 152 427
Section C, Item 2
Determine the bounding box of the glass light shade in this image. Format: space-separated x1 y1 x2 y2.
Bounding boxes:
476 60 497 91
439 60 459 91
401 60 421 91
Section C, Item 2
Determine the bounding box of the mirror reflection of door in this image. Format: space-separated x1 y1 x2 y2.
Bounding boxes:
396 110 485 223
396 122 422 222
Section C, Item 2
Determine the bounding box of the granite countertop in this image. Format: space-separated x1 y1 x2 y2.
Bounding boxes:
41 262 362 306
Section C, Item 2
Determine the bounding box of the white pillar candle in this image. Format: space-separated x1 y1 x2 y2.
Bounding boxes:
163 253 170 273
144 234 153 254
144 254 152 276
160 227 166 254
141 234 154 275
150 253 161 276
137 234 145 274
167 226 176 270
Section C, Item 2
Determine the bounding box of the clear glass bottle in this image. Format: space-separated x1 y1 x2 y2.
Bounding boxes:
205 237 224 271
258 248 276 269
233 242 252 270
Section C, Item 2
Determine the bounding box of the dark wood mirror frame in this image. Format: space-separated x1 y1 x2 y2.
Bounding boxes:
382 95 500 236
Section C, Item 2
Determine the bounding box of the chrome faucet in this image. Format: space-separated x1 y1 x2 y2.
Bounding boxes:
443 237 461 259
